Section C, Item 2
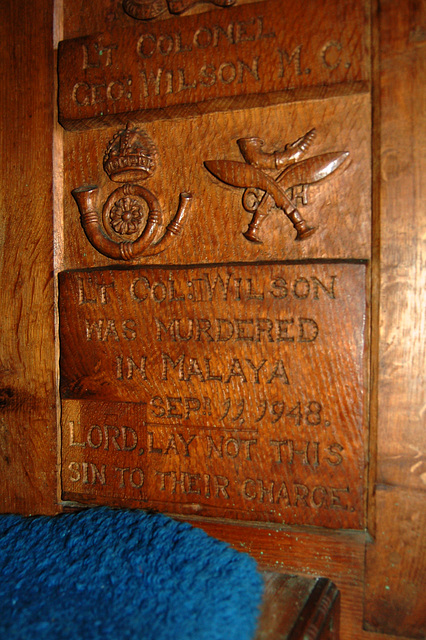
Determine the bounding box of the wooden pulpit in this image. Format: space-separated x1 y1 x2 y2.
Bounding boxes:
0 0 424 638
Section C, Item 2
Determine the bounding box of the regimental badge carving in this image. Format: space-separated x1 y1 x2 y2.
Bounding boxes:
72 123 192 261
123 0 236 20
103 125 158 182
204 130 349 244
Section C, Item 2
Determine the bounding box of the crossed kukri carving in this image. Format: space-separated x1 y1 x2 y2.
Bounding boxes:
72 124 192 261
204 129 349 244
123 0 236 20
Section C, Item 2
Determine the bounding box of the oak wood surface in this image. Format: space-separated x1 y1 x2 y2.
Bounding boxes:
63 0 264 40
57 0 372 540
58 0 368 131
0 0 58 514
56 0 374 627
256 573 340 639
364 0 426 635
0 1 424 639
61 94 371 269
187 518 413 640
59 262 368 529
365 487 426 638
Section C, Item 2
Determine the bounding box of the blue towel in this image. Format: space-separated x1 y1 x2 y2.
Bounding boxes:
0 507 263 640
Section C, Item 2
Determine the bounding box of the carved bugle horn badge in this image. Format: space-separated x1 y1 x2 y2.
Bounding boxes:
72 123 192 261
204 129 349 244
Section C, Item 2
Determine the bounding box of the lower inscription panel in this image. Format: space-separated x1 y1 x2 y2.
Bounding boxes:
60 262 367 528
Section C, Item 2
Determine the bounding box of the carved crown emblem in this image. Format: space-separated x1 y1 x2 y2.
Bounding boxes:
103 123 158 183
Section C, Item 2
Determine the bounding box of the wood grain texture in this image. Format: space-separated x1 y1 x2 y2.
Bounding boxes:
365 0 426 635
186 518 417 640
63 0 263 40
59 263 367 529
184 519 369 640
256 573 340 639
58 0 369 130
0 0 58 514
375 0 426 493
365 487 426 638
57 1 376 636
62 94 371 268
1 0 423 638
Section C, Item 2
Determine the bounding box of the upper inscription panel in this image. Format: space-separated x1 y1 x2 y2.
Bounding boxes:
58 0 368 130
60 262 367 529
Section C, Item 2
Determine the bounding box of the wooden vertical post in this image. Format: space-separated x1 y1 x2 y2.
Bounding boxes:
365 0 426 635
0 0 58 514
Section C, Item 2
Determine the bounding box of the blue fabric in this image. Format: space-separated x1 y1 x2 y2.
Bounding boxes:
0 508 263 640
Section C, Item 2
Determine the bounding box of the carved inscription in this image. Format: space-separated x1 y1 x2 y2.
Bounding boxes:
60 263 367 528
58 0 367 129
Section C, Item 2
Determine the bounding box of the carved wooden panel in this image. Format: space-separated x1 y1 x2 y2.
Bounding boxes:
62 94 371 270
58 0 371 533
4 0 426 638
60 262 367 528
58 0 368 131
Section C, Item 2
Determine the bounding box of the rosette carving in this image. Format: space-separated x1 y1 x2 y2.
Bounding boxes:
72 124 192 261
